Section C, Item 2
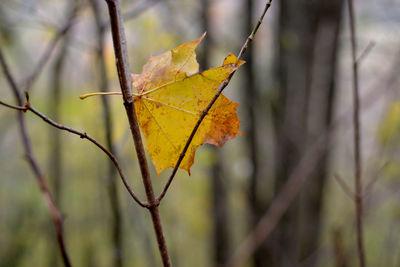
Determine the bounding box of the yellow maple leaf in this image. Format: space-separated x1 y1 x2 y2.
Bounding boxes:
80 34 244 175
131 33 244 175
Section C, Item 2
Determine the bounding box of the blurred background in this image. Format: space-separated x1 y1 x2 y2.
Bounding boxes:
0 0 400 266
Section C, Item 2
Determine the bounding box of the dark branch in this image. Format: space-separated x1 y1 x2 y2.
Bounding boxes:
0 98 149 208
157 0 273 202
104 0 171 265
0 48 72 267
347 0 366 265
0 100 27 111
28 103 149 208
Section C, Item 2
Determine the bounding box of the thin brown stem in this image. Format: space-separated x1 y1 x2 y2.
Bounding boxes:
23 4 81 92
333 173 355 201
28 103 148 208
101 0 161 29
356 41 375 65
347 0 366 266
0 100 26 111
90 0 124 264
157 0 272 202
104 0 171 266
0 98 148 208
0 49 72 267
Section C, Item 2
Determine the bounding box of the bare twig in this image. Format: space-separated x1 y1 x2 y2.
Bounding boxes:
104 0 171 266
0 100 26 111
347 0 366 266
0 99 149 208
364 162 388 196
123 0 160 22
22 3 81 92
333 173 355 201
29 104 148 208
356 41 375 65
101 0 161 29
157 0 273 203
0 49 72 267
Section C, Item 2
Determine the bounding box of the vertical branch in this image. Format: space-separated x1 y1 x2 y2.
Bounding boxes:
347 0 366 266
89 0 123 266
104 0 171 266
48 0 80 208
0 50 72 267
200 0 230 264
242 0 268 265
48 3 79 266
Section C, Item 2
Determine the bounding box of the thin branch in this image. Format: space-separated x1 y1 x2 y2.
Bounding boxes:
0 49 72 267
157 0 273 202
225 134 330 267
225 47 400 267
347 0 366 265
102 0 161 29
104 0 171 266
364 162 388 196
0 100 27 111
123 0 160 21
356 41 375 65
333 173 355 201
0 99 148 208
22 3 82 92
29 103 148 208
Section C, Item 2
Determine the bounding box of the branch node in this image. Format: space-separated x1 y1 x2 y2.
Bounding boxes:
123 101 133 107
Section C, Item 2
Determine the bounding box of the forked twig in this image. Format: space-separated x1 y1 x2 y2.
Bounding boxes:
157 0 273 202
23 3 82 92
0 99 149 208
0 49 72 267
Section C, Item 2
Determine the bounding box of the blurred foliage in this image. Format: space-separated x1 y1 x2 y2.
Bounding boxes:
378 101 400 145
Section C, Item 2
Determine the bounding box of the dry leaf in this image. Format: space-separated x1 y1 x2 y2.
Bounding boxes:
132 33 244 175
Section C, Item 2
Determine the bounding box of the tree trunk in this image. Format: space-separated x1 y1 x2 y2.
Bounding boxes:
90 0 124 266
272 0 343 265
200 0 230 265
48 3 79 266
242 0 274 266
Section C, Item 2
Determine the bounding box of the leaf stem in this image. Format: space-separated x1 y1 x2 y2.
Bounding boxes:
80 91 122 99
104 0 171 266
